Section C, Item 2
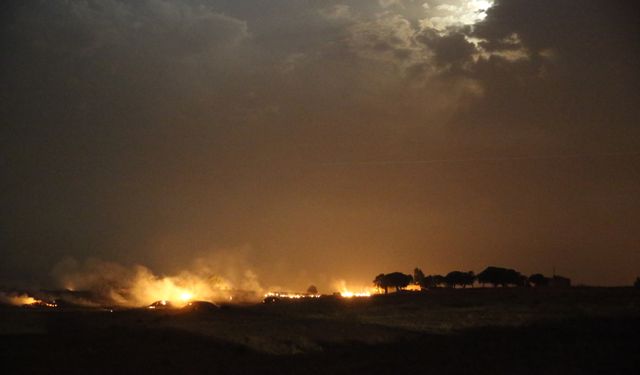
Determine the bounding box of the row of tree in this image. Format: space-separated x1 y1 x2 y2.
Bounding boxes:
373 266 571 293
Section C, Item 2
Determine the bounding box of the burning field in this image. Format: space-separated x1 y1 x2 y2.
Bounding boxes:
0 258 385 313
1 261 639 374
0 293 57 309
1 286 639 374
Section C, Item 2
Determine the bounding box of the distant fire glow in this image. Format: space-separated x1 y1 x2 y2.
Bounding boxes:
339 291 371 298
130 271 217 307
27 259 389 307
179 292 193 302
0 293 57 308
405 284 422 292
335 280 377 298
264 292 320 300
11 294 37 305
147 300 169 309
54 261 244 307
263 281 378 301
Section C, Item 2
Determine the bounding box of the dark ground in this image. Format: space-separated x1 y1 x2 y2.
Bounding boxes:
1 287 639 374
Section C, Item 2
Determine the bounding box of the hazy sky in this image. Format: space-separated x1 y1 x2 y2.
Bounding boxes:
2 0 639 290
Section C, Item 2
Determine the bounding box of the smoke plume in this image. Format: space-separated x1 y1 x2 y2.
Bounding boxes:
51 257 265 306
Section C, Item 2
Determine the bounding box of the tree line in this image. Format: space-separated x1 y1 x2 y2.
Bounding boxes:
373 266 572 293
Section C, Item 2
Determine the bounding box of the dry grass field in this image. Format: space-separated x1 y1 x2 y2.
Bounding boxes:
1 287 639 374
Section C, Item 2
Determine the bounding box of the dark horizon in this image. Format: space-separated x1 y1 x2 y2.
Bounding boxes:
2 0 639 291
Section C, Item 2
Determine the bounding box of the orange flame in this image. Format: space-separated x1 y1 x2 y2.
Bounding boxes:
334 280 376 298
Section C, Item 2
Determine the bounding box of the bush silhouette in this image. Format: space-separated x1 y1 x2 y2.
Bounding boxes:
306 285 318 295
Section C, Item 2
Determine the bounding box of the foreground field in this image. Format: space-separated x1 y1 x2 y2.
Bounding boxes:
1 287 639 374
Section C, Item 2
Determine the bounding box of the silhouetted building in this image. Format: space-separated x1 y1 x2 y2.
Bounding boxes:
549 275 571 288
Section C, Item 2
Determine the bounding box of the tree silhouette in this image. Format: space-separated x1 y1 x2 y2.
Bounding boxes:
385 272 413 292
373 273 388 294
373 272 413 293
306 285 318 295
529 273 549 287
445 271 461 288
477 266 524 287
413 268 426 288
463 271 476 288
422 274 446 289
445 271 476 288
434 275 446 288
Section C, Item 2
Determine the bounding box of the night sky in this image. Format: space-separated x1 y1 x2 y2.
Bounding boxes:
2 0 639 290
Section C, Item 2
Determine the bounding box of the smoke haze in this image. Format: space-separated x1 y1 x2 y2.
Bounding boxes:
1 0 639 289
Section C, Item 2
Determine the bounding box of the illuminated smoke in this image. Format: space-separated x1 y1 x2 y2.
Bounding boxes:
51 258 264 307
0 292 56 307
0 292 38 306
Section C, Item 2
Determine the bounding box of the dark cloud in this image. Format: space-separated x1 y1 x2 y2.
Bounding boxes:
417 28 475 67
454 0 640 150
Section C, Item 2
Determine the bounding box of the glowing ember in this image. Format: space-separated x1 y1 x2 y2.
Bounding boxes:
264 292 321 299
32 301 58 308
147 300 172 309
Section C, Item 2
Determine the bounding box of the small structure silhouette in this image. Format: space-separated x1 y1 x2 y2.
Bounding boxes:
549 275 571 288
